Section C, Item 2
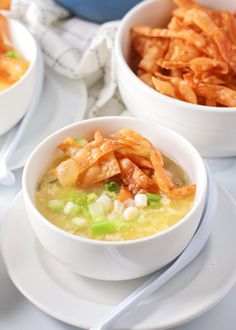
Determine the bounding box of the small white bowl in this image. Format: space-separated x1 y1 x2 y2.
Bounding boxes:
23 117 207 281
0 17 37 135
115 0 236 158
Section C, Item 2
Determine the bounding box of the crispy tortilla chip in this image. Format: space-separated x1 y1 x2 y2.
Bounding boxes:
185 9 236 72
77 152 120 186
152 76 177 98
221 12 236 44
117 147 153 167
119 158 158 195
138 72 155 88
112 129 152 149
94 129 104 143
68 138 122 176
132 25 206 49
58 137 80 153
114 129 164 167
56 158 80 187
196 84 236 107
117 184 133 202
150 150 174 194
169 184 196 198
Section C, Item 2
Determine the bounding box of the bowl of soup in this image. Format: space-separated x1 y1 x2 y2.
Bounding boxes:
0 16 37 135
23 117 207 280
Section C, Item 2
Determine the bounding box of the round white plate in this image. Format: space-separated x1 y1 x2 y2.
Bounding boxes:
1 186 236 330
0 68 87 171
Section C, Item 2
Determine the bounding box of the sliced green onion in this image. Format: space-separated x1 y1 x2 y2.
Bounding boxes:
48 199 64 212
148 201 162 208
80 206 91 219
146 193 161 203
5 51 20 59
105 191 117 199
105 181 120 193
112 220 129 232
48 179 58 184
93 216 107 223
87 192 97 203
63 190 86 204
91 221 114 236
75 138 88 147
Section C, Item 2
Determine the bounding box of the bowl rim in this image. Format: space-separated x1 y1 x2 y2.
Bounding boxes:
23 116 207 246
0 16 37 96
115 0 236 113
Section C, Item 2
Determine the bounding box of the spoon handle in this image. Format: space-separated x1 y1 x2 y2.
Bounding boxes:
90 166 218 330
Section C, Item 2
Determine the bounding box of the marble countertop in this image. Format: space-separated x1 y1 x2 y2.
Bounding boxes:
0 157 236 330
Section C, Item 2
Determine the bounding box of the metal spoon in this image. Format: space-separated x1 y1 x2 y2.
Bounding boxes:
90 164 218 330
0 45 44 185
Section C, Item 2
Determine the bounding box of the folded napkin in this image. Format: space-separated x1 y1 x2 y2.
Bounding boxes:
10 0 129 118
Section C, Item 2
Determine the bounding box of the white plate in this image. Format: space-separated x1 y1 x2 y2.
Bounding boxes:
0 68 87 170
1 186 236 330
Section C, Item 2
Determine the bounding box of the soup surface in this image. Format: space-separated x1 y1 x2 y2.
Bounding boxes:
35 129 196 241
0 26 29 93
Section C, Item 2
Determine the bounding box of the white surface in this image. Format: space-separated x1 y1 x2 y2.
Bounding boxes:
0 17 38 135
1 183 236 330
22 117 206 281
0 161 236 330
0 68 87 170
115 0 236 158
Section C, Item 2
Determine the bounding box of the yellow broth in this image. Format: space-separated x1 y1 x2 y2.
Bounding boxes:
35 155 194 241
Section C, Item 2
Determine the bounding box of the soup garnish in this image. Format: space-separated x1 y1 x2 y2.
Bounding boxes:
0 14 29 93
36 129 196 241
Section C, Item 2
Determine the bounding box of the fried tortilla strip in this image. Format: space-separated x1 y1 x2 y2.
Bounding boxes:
77 152 120 186
117 184 133 202
118 148 153 169
112 129 153 149
152 76 177 98
132 25 206 49
154 73 197 103
150 150 174 194
196 84 236 107
68 138 122 176
138 40 169 73
169 184 196 199
112 129 164 165
138 71 155 88
94 129 104 143
56 158 80 187
119 158 158 195
221 12 236 44
177 79 197 104
127 154 153 169
184 9 236 73
158 57 229 75
58 137 80 153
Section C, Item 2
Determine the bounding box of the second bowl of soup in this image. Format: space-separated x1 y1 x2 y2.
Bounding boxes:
23 117 207 281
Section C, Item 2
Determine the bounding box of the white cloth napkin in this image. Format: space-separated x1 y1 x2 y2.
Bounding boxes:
10 0 129 118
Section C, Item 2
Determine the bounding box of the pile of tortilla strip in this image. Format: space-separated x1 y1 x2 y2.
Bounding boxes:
130 0 236 107
55 129 196 199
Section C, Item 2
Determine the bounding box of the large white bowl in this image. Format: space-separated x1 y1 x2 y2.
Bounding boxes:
115 0 236 158
0 17 37 135
23 117 207 281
